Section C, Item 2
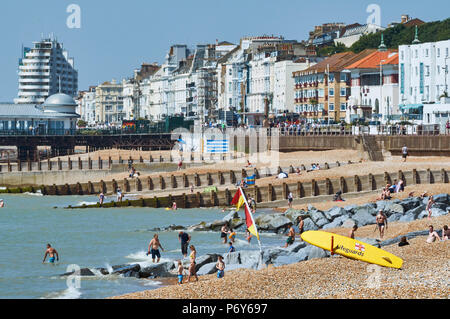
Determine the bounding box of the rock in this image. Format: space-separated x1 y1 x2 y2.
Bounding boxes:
399 213 416 222
388 213 402 222
352 203 377 217
352 209 375 227
223 211 239 222
255 214 293 232
286 242 307 253
376 201 388 212
342 219 356 228
302 217 319 231
309 210 328 224
323 215 348 229
239 250 262 269
223 251 240 265
433 202 449 211
417 211 429 219
284 209 309 223
383 203 404 216
195 254 221 271
60 268 96 277
187 222 208 232
430 208 447 217
197 262 218 276
165 224 185 231
380 230 429 247
406 204 426 218
315 217 330 229
209 220 228 231
139 261 175 278
399 197 421 211
323 207 347 221
307 245 330 259
433 194 449 204
343 205 358 214
112 264 141 276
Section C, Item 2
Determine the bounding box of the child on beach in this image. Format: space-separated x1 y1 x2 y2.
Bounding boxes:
228 242 235 253
228 229 236 244
245 230 252 244
216 256 225 279
283 223 295 248
426 196 435 219
177 260 185 285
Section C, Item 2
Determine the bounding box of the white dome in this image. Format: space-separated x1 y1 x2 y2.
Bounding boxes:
43 93 77 107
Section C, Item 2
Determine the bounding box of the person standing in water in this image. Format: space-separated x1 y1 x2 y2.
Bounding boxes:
0 199 4 208
178 231 191 258
147 234 164 263
98 192 105 205
220 223 230 244
43 244 59 264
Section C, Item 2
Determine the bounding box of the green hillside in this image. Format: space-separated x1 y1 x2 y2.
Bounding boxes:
317 18 450 56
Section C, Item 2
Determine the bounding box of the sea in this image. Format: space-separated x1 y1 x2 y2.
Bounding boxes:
0 193 284 299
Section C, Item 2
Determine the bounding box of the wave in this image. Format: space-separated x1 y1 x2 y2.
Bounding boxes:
23 192 43 196
43 286 82 299
76 201 98 206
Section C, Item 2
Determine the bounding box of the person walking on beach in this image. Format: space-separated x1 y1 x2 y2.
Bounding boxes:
284 223 295 248
216 256 225 279
187 245 198 282
220 223 230 244
43 244 59 264
98 192 105 205
178 231 191 258
147 234 164 263
375 210 388 239
426 195 435 219
288 192 293 209
401 145 408 162
177 260 185 285
117 187 123 202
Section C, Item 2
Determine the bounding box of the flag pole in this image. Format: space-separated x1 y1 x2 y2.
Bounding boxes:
239 187 263 254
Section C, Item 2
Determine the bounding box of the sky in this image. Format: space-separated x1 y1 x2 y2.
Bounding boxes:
0 0 449 101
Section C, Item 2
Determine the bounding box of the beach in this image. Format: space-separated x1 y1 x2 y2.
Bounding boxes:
112 213 449 299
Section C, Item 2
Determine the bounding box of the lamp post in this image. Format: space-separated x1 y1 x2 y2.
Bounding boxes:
379 59 386 122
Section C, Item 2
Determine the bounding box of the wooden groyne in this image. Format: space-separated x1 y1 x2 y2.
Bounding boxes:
65 168 449 209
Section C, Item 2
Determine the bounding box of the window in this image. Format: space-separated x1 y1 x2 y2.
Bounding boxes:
340 88 346 96
329 103 335 111
329 74 335 82
340 73 347 82
437 48 441 57
340 103 346 111
329 88 334 96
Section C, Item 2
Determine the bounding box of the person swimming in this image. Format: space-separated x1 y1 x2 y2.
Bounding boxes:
43 244 59 264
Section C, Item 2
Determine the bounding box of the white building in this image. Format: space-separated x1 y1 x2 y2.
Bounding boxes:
15 35 78 104
345 49 399 123
77 87 96 125
334 23 385 48
399 38 450 118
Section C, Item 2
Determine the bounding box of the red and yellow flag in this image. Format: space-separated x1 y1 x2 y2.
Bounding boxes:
231 188 260 240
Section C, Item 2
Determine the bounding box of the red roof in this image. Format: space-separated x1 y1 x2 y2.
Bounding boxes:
346 50 398 69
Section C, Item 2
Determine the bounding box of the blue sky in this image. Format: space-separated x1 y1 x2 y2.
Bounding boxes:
0 0 448 101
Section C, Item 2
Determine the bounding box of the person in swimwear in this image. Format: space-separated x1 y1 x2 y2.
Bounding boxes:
426 225 441 243
426 195 435 219
283 223 295 248
0 199 4 208
43 244 59 264
349 225 358 239
376 210 388 239
147 234 164 263
228 228 236 244
187 245 198 282
220 223 230 244
216 255 225 279
177 260 185 285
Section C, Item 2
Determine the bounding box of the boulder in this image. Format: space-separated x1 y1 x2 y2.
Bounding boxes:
406 204 426 219
388 213 402 222
223 251 240 265
352 203 377 217
307 245 330 259
139 261 176 278
352 209 375 227
284 209 309 223
60 268 96 277
323 207 347 221
399 197 421 211
197 262 218 276
187 222 209 232
323 215 348 229
165 224 186 231
399 213 416 222
195 254 221 271
223 211 239 223
239 250 262 269
255 214 292 232
430 208 448 217
433 194 449 204
383 203 404 216
309 210 328 224
302 217 319 231
343 205 358 214
112 264 141 276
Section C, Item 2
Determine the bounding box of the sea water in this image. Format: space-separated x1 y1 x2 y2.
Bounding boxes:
0 194 283 299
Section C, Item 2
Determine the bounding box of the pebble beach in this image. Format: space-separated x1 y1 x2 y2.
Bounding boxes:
112 212 449 299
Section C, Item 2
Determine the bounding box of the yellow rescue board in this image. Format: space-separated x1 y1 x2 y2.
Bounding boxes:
301 230 403 269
